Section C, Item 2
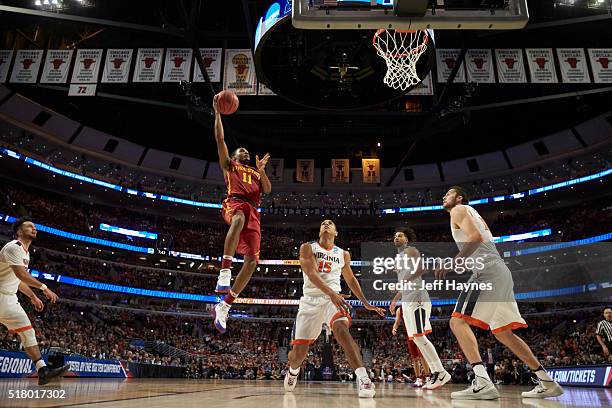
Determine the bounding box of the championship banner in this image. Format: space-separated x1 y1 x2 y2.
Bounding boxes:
64 355 128 378
466 49 495 83
407 73 433 95
223 49 257 95
193 48 222 82
101 49 133 83
0 50 14 83
589 49 612 83
266 158 284 182
40 50 73 84
331 159 350 183
162 48 193 82
10 49 43 83
71 49 103 83
436 49 466 83
258 82 276 95
296 159 315 183
557 48 590 83
362 158 380 184
495 49 526 83
133 48 164 82
526 48 558 83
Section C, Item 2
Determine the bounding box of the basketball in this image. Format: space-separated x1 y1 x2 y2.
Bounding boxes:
216 90 239 115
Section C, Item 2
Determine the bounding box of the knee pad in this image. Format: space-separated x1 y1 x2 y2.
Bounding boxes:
412 335 430 348
18 327 37 348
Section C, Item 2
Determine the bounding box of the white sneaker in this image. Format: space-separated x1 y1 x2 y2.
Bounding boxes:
284 368 299 392
413 378 423 387
212 301 231 333
215 269 232 293
424 371 451 390
451 376 500 400
521 380 564 398
358 377 376 398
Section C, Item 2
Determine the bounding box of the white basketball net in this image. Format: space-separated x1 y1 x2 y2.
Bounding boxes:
372 29 429 91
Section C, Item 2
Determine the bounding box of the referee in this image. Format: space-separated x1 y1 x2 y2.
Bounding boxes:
595 308 612 360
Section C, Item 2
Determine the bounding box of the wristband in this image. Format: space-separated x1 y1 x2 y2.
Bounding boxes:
40 284 47 291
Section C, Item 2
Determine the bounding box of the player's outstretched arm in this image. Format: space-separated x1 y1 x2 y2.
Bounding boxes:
213 94 231 170
299 243 349 312
10 265 58 303
256 153 272 194
341 251 385 317
18 281 44 312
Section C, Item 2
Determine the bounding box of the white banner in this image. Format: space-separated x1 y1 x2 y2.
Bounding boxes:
296 159 315 183
266 158 284 182
193 48 222 82
223 49 257 95
557 48 590 83
71 49 103 83
68 84 97 96
436 49 466 83
362 159 380 184
162 48 193 82
526 48 558 83
407 74 433 95
0 50 14 83
495 49 526 83
331 159 350 184
466 49 495 83
40 50 73 84
589 49 612 83
258 82 275 95
101 49 133 83
133 48 164 82
10 50 43 83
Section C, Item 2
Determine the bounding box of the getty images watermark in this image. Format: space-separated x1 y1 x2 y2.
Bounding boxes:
370 254 493 292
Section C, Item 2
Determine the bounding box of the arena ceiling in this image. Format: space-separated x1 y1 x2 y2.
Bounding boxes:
0 0 611 167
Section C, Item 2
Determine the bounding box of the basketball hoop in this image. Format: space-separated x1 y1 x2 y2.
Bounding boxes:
372 29 429 91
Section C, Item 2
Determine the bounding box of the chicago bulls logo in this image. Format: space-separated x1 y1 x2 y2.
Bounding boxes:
565 58 579 69
534 58 548 70
143 57 156 68
22 59 35 69
443 58 456 69
232 53 250 80
203 57 215 68
597 57 610 69
51 59 65 70
504 58 517 69
81 58 95 69
172 56 185 68
111 58 125 69
472 58 486 69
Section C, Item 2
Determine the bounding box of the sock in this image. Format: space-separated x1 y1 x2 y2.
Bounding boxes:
34 358 46 371
224 291 238 304
412 336 445 373
289 366 300 375
533 365 553 382
221 255 233 270
472 362 491 382
355 367 368 381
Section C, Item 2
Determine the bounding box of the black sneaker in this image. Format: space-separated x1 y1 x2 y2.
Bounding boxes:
38 364 70 386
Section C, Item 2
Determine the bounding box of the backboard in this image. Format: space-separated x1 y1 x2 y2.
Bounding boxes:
292 0 530 30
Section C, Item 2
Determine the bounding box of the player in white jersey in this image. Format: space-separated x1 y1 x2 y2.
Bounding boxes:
436 187 563 400
284 219 385 398
389 228 450 390
0 217 69 385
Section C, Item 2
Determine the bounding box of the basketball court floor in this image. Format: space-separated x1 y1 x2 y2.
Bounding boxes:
0 379 608 408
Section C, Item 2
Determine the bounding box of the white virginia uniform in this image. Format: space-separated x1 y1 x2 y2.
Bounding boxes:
396 247 432 339
0 240 34 334
292 241 350 345
451 205 527 333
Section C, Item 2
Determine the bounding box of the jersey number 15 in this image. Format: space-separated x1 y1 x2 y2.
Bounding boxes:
318 260 332 273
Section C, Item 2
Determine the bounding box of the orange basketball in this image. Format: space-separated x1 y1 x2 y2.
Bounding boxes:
216 90 239 115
